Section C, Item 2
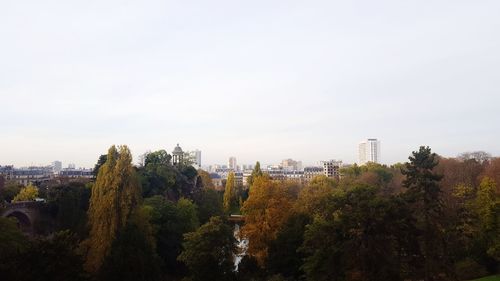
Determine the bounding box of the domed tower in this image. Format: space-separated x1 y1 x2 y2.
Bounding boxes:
172 143 184 165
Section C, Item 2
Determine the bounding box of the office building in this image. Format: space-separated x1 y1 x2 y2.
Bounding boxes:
52 161 62 174
229 157 237 171
358 138 381 165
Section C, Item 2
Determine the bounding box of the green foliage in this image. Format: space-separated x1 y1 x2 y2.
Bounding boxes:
48 181 90 236
12 183 38 202
93 154 107 178
0 217 27 260
181 165 198 180
144 149 171 166
0 180 22 202
178 216 237 281
402 146 449 280
84 145 142 273
193 188 224 224
139 150 177 198
144 196 199 276
1 231 87 281
300 185 413 281
99 222 161 281
267 213 312 279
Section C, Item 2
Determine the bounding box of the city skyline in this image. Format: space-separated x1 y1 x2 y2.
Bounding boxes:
1 1 499 167
2 140 497 169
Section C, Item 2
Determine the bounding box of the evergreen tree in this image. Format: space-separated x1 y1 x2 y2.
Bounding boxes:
83 145 141 273
402 146 448 280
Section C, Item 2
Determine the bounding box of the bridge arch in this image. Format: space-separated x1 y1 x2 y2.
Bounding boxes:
4 210 33 234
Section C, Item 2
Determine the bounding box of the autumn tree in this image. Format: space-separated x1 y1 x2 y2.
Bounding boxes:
241 176 294 266
247 161 263 187
402 146 449 280
474 177 500 264
223 172 237 213
83 145 141 273
12 183 38 202
198 169 215 189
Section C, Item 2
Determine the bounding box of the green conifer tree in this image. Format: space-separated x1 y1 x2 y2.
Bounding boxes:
402 146 448 280
84 145 141 273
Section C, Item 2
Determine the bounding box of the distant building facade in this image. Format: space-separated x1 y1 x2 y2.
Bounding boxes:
193 150 201 168
303 166 324 182
59 168 93 179
280 159 303 171
358 138 381 165
0 165 52 185
52 161 62 174
322 160 342 180
228 157 237 171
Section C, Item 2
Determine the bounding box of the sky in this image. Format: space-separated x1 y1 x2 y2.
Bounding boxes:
1 0 499 168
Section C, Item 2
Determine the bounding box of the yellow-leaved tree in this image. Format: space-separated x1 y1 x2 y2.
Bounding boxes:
223 172 236 213
12 183 38 202
83 145 141 273
240 175 294 266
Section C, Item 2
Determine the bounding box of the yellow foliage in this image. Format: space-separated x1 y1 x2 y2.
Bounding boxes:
12 183 38 202
83 145 141 273
240 176 294 266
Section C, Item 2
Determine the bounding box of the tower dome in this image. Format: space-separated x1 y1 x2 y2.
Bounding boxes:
172 143 184 165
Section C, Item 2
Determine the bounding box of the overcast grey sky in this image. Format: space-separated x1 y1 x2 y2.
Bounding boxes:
1 0 499 168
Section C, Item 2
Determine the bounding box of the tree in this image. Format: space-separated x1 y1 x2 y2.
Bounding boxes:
83 145 142 273
178 216 237 281
2 231 87 281
144 196 199 276
300 185 412 281
0 180 22 202
223 172 237 213
93 154 107 178
12 183 38 202
247 161 263 187
401 146 449 280
0 217 27 260
241 176 294 266
295 175 339 218
138 150 177 198
474 177 500 263
193 188 224 224
99 212 161 281
267 213 312 279
47 182 90 236
198 169 215 189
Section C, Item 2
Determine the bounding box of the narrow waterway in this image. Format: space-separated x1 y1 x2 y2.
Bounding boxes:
233 223 248 271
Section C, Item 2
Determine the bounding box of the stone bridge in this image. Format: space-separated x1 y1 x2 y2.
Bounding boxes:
1 201 43 235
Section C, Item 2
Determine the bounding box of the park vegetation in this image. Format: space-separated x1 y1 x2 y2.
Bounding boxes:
0 146 498 281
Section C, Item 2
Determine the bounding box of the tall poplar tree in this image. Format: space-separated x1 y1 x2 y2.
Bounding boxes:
84 145 141 273
247 161 263 187
223 172 236 213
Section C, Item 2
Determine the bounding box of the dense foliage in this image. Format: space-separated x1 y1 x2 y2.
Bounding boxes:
1 145 498 281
